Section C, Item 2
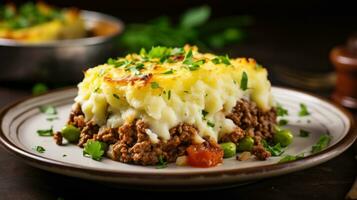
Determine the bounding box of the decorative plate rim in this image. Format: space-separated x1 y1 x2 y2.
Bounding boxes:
0 86 356 180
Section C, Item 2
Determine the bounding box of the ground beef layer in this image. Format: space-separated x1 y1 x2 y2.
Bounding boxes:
57 100 276 165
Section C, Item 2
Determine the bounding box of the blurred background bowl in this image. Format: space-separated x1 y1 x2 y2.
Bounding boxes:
0 10 123 84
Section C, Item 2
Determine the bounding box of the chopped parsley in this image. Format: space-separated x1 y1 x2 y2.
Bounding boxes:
37 127 53 136
162 69 175 74
211 57 220 64
156 155 168 169
39 105 57 115
148 46 170 59
183 49 193 64
113 94 120 99
311 134 331 154
195 59 206 65
106 58 116 65
46 117 59 121
167 90 171 100
202 110 209 119
34 146 45 153
151 82 160 89
170 47 185 56
299 129 310 137
278 119 288 126
240 71 248 91
211 55 231 65
94 87 100 93
142 47 184 62
298 103 310 117
276 104 288 117
262 140 284 156
107 58 131 68
140 48 147 56
221 55 231 65
207 121 215 128
279 153 304 163
188 64 200 71
126 63 145 74
32 83 48 95
83 140 107 161
62 154 67 157
182 49 205 71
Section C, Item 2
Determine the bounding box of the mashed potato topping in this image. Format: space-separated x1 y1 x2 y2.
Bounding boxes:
75 45 274 143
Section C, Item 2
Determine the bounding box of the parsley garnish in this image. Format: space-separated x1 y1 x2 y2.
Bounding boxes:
140 48 147 56
167 90 171 100
32 83 48 95
107 58 130 68
182 49 205 71
34 146 45 153
113 94 120 99
94 87 100 93
157 155 168 169
83 140 107 161
279 153 304 163
299 129 310 137
188 64 200 71
311 134 331 154
62 154 67 157
211 55 231 65
183 49 193 64
262 140 284 156
162 69 175 74
278 119 288 126
126 63 145 75
37 127 53 136
148 46 169 59
240 71 248 91
39 105 57 115
170 47 184 56
298 103 310 116
211 57 220 64
106 58 116 65
151 82 160 89
221 55 231 65
46 117 59 121
202 110 209 119
207 121 215 128
276 104 288 117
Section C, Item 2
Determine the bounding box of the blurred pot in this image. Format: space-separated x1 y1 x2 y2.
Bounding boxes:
0 10 124 84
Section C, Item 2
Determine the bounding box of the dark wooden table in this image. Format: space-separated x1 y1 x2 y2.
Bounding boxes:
0 85 356 200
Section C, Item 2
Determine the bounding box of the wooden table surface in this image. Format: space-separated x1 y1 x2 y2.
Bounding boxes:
0 85 356 200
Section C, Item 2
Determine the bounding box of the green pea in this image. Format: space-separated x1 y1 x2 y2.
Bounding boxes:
220 142 237 158
274 129 293 147
237 136 254 152
61 124 80 143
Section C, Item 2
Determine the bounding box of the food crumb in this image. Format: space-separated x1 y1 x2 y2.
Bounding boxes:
237 151 251 161
53 131 63 145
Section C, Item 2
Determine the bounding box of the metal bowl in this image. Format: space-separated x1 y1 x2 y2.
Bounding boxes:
0 10 124 84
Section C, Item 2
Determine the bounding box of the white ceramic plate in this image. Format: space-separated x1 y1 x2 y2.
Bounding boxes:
0 87 356 189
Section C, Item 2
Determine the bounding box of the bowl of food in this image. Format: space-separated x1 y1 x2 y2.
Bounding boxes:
0 2 123 83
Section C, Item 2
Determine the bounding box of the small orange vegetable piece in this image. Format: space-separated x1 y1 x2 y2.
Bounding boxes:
186 142 224 168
